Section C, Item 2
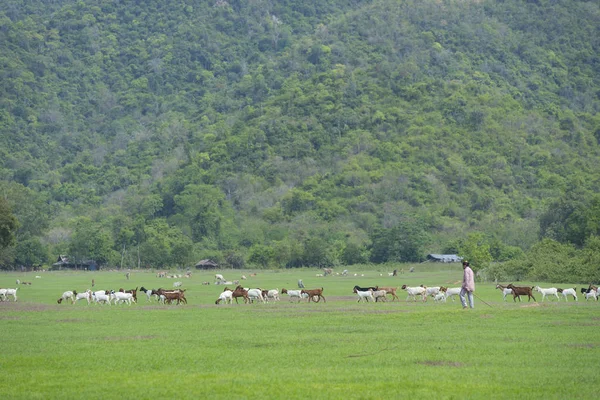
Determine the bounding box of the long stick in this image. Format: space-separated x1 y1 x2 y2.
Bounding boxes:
473 292 493 307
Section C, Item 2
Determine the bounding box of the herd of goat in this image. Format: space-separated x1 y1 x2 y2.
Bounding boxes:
56 287 187 305
2 275 598 305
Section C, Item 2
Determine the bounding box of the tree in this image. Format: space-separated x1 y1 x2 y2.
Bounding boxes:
0 197 19 250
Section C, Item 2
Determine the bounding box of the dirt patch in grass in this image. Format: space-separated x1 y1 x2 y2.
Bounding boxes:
103 335 158 341
566 343 600 349
479 314 494 318
418 360 465 368
57 318 87 323
0 302 57 312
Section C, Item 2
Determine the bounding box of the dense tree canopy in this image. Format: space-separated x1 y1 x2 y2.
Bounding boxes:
0 0 599 279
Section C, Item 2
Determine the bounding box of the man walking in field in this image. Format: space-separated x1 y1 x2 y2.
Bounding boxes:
460 261 475 309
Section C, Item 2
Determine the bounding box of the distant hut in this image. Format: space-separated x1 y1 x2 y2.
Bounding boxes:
426 254 463 263
52 255 98 270
195 259 219 270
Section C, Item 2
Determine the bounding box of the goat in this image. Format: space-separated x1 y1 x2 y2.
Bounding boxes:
281 288 305 302
139 287 159 302
585 290 598 301
434 292 447 303
353 285 378 292
58 290 76 304
560 288 578 302
423 286 441 298
215 274 225 282
247 288 266 303
495 284 513 301
372 290 388 302
301 288 326 303
440 287 461 302
506 284 536 302
377 286 399 301
156 288 187 305
216 290 233 305
266 289 280 302
1 288 18 302
534 286 560 302
92 292 111 305
173 281 182 288
353 287 375 302
401 285 426 302
74 290 92 305
111 291 135 305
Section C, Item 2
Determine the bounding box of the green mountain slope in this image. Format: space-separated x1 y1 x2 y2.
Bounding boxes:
1 0 599 271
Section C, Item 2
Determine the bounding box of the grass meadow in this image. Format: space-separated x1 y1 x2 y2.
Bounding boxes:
1 265 599 399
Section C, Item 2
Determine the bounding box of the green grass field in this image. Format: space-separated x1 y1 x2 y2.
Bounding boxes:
1 266 598 399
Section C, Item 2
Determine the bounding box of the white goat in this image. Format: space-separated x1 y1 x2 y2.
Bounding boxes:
402 285 426 302
111 292 134 305
560 288 578 302
354 288 375 303
281 288 304 302
215 274 225 282
216 290 233 305
93 292 111 305
496 284 513 301
266 289 280 302
74 290 92 305
3 288 18 302
247 288 265 303
424 286 441 297
535 286 560 301
442 287 462 302
585 290 598 301
58 290 75 304
434 292 447 303
173 281 182 288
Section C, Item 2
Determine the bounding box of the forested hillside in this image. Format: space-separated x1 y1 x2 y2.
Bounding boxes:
1 0 599 281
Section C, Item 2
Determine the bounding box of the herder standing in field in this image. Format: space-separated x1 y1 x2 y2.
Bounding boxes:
460 261 475 309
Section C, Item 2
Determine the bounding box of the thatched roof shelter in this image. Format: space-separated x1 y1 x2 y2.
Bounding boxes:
195 259 219 269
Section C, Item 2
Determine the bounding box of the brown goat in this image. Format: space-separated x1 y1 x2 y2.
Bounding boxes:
229 286 249 304
301 288 326 303
378 286 399 301
506 284 536 302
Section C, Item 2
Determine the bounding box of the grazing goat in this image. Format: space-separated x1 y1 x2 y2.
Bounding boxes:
58 290 76 304
534 286 560 302
215 274 225 282
377 286 399 301
440 287 461 302
401 285 426 302
353 288 375 302
216 290 233 305
495 284 513 301
301 288 326 303
506 284 536 302
560 288 578 302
